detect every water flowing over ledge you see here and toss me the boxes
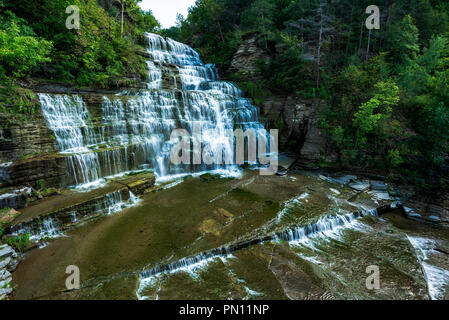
[37,32,268,190]
[408,236,449,300]
[139,205,394,281]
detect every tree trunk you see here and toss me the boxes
[345,2,354,55]
[358,17,364,55]
[217,20,225,43]
[262,13,268,49]
[366,29,371,61]
[316,10,323,90]
[121,1,124,38]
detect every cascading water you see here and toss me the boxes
[38,33,266,188]
[139,208,380,280]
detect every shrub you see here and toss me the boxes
[6,233,31,252]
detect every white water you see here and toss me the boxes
[408,236,449,300]
[138,208,379,280]
[10,189,140,241]
[38,33,266,188]
[136,206,379,300]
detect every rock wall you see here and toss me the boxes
[0,90,123,209]
[0,114,57,163]
[228,34,328,165]
[0,111,68,208]
[260,95,327,164]
[228,33,270,80]
[0,244,21,300]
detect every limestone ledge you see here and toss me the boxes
[4,172,155,238]
[0,244,21,300]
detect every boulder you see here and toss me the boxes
[0,287,13,300]
[0,269,11,282]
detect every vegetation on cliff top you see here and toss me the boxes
[0,0,159,120]
[165,0,449,192]
[0,0,448,192]
[0,0,159,87]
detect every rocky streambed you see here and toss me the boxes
[2,169,448,300]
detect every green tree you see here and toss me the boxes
[0,11,52,78]
[353,80,400,147]
[385,15,420,72]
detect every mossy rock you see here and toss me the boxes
[199,173,221,182]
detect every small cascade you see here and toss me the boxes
[96,190,140,216]
[275,193,309,223]
[140,207,382,280]
[408,236,449,300]
[38,94,102,186]
[9,189,141,241]
[0,161,12,185]
[39,33,269,188]
[146,61,162,89]
[37,217,62,240]
[275,208,378,242]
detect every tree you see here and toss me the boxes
[247,0,274,49]
[0,11,52,78]
[289,0,335,89]
[353,80,399,147]
[115,0,140,38]
[385,15,419,72]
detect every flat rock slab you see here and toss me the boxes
[320,174,357,186]
[370,180,388,191]
[348,180,370,191]
[9,172,155,226]
[0,245,14,259]
[369,190,391,201]
[278,154,298,171]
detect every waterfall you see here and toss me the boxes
[38,33,266,188]
[139,208,380,280]
[408,236,449,300]
[9,189,140,241]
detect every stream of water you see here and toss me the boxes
[8,34,449,301]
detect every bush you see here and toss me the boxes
[0,11,52,79]
[6,233,31,252]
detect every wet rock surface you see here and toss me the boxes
[0,244,21,300]
[4,172,154,240]
[8,170,448,300]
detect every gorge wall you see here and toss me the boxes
[228,34,328,165]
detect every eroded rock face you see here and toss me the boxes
[260,96,326,161]
[229,34,270,80]
[0,113,64,192]
[0,114,57,164]
[228,34,327,162]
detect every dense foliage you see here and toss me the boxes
[0,0,159,87]
[165,0,449,192]
[0,0,448,192]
